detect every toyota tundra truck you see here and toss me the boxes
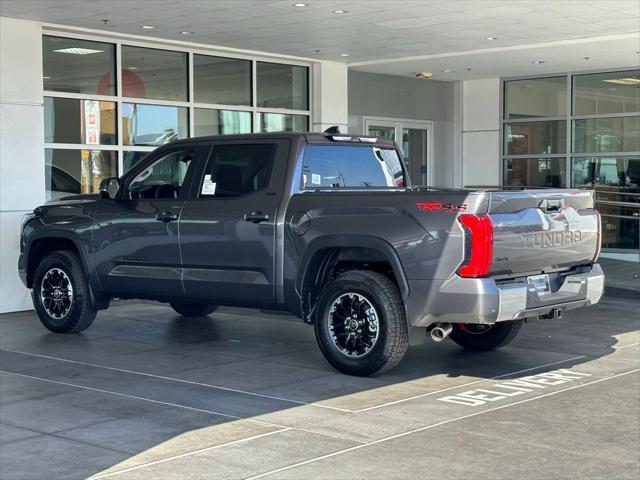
[18,131,604,376]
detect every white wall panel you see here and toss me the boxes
[462,131,500,186]
[462,78,500,131]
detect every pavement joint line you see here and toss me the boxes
[0,348,353,413]
[241,368,640,480]
[0,370,287,430]
[88,427,292,480]
[353,354,587,413]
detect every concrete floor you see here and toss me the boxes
[0,296,638,480]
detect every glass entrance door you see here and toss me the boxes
[365,118,431,186]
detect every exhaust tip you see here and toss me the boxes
[430,323,453,342]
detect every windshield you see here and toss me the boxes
[302,145,406,189]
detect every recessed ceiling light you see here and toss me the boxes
[292,2,308,6]
[340,53,350,57]
[42,76,51,79]
[180,31,193,35]
[53,47,103,55]
[333,9,348,14]
[485,36,498,40]
[603,77,640,85]
[532,60,544,64]
[141,25,156,30]
[442,69,452,73]
[127,66,138,70]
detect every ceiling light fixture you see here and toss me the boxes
[53,47,103,55]
[141,25,156,30]
[415,71,433,79]
[127,66,138,70]
[43,76,51,79]
[333,9,348,14]
[485,36,498,40]
[442,69,452,73]
[180,31,194,35]
[603,77,640,86]
[340,53,350,57]
[532,60,544,64]
[292,3,308,7]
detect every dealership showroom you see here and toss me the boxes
[0,0,639,479]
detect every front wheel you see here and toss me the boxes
[314,270,408,376]
[449,320,524,351]
[170,303,218,317]
[32,250,97,333]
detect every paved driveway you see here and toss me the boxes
[1,296,638,479]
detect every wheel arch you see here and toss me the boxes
[296,235,409,322]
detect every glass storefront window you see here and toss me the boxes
[123,151,150,172]
[45,149,117,200]
[43,36,116,95]
[194,109,252,136]
[257,62,308,110]
[503,158,566,187]
[504,77,567,119]
[122,103,188,146]
[44,97,117,145]
[258,112,308,132]
[573,70,640,115]
[572,156,640,189]
[194,55,251,106]
[121,46,188,101]
[504,120,566,155]
[573,116,640,153]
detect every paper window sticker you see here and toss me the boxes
[201,181,216,195]
[311,173,321,185]
[204,174,212,181]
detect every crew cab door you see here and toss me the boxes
[93,145,204,298]
[179,140,289,305]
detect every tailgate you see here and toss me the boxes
[487,190,599,277]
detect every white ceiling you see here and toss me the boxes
[0,0,638,80]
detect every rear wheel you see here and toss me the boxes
[170,303,218,317]
[314,270,408,376]
[449,320,524,351]
[32,251,96,333]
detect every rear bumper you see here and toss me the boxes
[409,263,604,327]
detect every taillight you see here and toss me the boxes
[593,210,602,262]
[457,214,493,278]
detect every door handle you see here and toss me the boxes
[244,211,270,223]
[156,211,179,222]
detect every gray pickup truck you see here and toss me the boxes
[19,131,604,375]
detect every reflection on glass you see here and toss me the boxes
[44,97,117,145]
[503,158,566,187]
[121,46,188,101]
[258,112,308,132]
[573,116,640,153]
[123,151,150,172]
[194,109,252,136]
[573,70,640,115]
[368,126,395,140]
[122,103,188,146]
[572,157,640,189]
[194,55,252,106]
[45,149,117,200]
[43,36,116,95]
[504,77,567,119]
[257,62,308,110]
[505,121,566,155]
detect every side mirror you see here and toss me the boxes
[99,177,120,200]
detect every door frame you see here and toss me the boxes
[362,116,434,186]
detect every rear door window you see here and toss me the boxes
[198,143,276,198]
[302,145,405,188]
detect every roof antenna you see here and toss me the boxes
[323,126,341,135]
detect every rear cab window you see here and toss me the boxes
[302,145,406,189]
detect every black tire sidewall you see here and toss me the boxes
[314,271,406,376]
[33,252,93,333]
[450,320,523,351]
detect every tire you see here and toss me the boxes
[170,303,218,317]
[32,250,97,333]
[449,320,524,351]
[314,270,408,376]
